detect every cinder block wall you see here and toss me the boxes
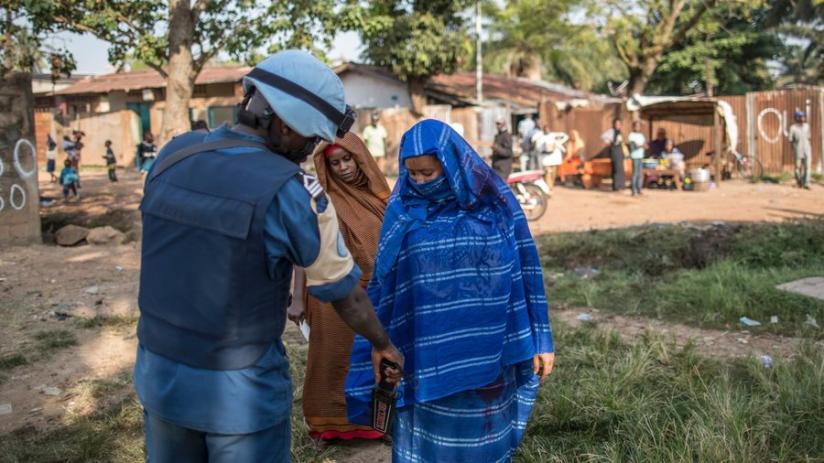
[0,72,42,246]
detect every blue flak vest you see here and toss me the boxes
[138,131,299,370]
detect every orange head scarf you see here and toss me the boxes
[313,131,390,283]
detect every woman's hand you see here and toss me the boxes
[533,353,555,383]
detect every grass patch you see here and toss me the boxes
[0,353,28,370]
[515,324,824,462]
[3,326,821,462]
[75,315,138,330]
[32,329,78,354]
[539,220,824,337]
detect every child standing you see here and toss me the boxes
[59,159,79,202]
[103,140,118,182]
[46,134,58,182]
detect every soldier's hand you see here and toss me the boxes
[371,344,404,386]
[286,297,305,325]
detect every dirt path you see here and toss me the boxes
[531,181,824,235]
[554,307,809,360]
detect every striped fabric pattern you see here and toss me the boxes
[392,364,539,463]
[344,120,553,461]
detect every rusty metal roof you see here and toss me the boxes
[426,72,617,108]
[56,65,250,96]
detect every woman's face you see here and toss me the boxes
[326,146,360,183]
[405,155,443,184]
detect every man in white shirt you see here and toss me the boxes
[362,112,388,174]
[627,121,646,196]
[788,111,812,189]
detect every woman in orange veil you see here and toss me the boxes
[290,131,390,441]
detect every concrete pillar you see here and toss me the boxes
[0,72,42,246]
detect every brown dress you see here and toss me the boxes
[302,131,390,440]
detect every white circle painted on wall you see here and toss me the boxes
[9,184,26,210]
[14,139,37,178]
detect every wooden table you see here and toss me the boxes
[642,168,682,190]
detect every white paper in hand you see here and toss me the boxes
[299,320,310,342]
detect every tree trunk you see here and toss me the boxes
[408,76,427,115]
[158,0,196,144]
[627,55,662,97]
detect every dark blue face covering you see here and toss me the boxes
[408,175,454,203]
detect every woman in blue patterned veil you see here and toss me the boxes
[345,119,555,462]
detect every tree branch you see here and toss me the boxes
[671,0,717,48]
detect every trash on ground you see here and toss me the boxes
[40,386,62,396]
[0,403,12,415]
[770,315,779,324]
[739,316,762,327]
[736,337,749,344]
[805,314,820,329]
[573,267,600,279]
[84,286,99,295]
[759,355,773,368]
[115,266,124,272]
[51,311,72,321]
[576,313,594,322]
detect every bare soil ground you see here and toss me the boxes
[1,169,823,454]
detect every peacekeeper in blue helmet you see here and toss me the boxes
[134,50,404,462]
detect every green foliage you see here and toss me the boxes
[483,0,626,90]
[647,11,782,95]
[53,0,339,76]
[539,221,824,337]
[0,1,76,78]
[600,0,765,95]
[342,1,473,80]
[767,0,824,86]
[516,325,824,461]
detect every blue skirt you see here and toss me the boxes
[392,363,538,463]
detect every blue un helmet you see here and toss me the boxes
[241,50,355,143]
[795,111,805,121]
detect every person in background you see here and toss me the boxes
[289,131,391,443]
[518,114,538,171]
[192,120,209,132]
[137,132,157,175]
[517,113,536,141]
[46,134,58,182]
[536,124,569,189]
[103,140,118,182]
[491,117,514,179]
[604,118,626,191]
[565,129,585,162]
[649,127,667,158]
[63,135,78,182]
[345,119,554,463]
[788,111,811,189]
[362,112,388,174]
[662,139,685,177]
[72,130,85,188]
[59,159,79,202]
[628,121,646,196]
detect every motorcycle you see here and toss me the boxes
[507,170,549,221]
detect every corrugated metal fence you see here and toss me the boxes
[556,88,823,174]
